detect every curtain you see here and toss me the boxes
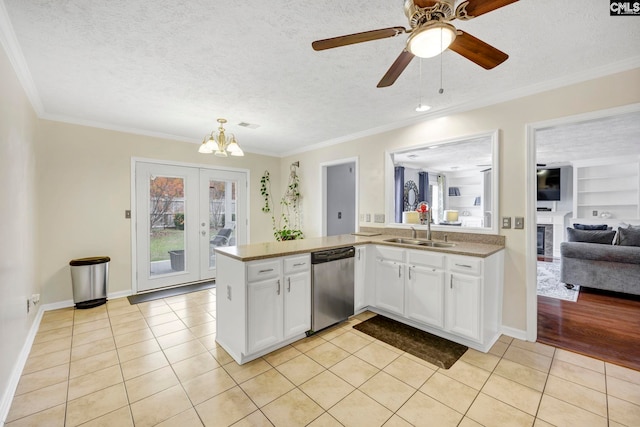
[418,172,430,206]
[394,166,404,223]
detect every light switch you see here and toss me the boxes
[514,217,524,229]
[502,217,511,229]
[125,210,131,219]
[366,214,371,222]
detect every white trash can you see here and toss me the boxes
[70,256,110,309]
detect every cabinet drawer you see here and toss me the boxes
[408,250,445,269]
[247,260,281,282]
[284,254,310,274]
[448,256,482,276]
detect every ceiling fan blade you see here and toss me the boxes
[448,30,508,69]
[461,0,518,18]
[312,27,407,51]
[377,50,415,88]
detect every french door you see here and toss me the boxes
[134,162,247,292]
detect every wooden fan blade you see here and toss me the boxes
[312,27,406,51]
[461,0,518,17]
[448,31,508,69]
[377,50,415,88]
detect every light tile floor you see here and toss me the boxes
[6,289,640,427]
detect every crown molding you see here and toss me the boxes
[281,57,640,158]
[0,0,44,115]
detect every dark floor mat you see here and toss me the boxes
[353,315,468,369]
[127,281,215,305]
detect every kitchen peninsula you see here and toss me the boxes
[215,232,505,365]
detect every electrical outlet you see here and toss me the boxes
[374,214,385,223]
[125,210,131,219]
[592,210,598,217]
[359,214,365,221]
[365,213,371,222]
[502,217,511,229]
[514,217,524,229]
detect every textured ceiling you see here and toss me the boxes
[2,0,640,156]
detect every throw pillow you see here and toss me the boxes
[618,227,640,247]
[566,228,617,245]
[573,223,610,230]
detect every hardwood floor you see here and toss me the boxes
[538,287,640,371]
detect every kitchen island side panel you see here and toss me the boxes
[215,253,247,361]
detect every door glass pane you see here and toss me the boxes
[208,180,237,269]
[149,176,185,275]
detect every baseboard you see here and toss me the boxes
[501,325,528,341]
[0,288,133,426]
[0,305,45,427]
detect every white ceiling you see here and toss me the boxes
[2,0,640,157]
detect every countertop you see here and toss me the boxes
[215,233,504,262]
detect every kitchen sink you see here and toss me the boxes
[383,238,456,248]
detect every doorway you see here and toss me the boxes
[323,159,358,236]
[134,161,247,293]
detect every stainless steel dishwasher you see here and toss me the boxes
[310,246,355,333]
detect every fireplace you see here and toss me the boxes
[537,224,554,259]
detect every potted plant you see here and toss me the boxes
[260,166,304,241]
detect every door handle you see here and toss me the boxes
[398,265,401,278]
[201,230,206,236]
[450,275,453,289]
[277,280,281,295]
[287,277,291,292]
[357,249,361,260]
[408,266,412,280]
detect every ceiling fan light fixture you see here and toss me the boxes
[407,22,456,58]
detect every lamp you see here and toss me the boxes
[406,22,456,58]
[198,118,244,157]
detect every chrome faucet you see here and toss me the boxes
[426,210,432,241]
[411,226,417,239]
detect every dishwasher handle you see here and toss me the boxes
[311,247,355,264]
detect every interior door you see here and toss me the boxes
[135,162,247,292]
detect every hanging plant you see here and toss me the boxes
[260,166,304,241]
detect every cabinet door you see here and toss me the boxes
[406,265,445,328]
[283,270,311,339]
[447,273,481,341]
[247,277,283,354]
[354,246,367,311]
[375,258,405,315]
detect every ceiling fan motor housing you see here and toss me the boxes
[404,0,455,28]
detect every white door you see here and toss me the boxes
[135,162,247,292]
[447,273,481,341]
[247,278,283,354]
[283,270,311,339]
[199,169,247,279]
[406,265,445,328]
[375,258,405,315]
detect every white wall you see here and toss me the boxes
[283,68,640,333]
[36,120,282,304]
[0,43,39,418]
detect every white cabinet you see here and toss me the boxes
[217,253,310,364]
[247,276,282,354]
[406,265,445,328]
[447,271,481,341]
[371,246,503,352]
[283,257,311,339]
[374,247,405,316]
[354,245,370,312]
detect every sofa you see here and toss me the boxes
[560,225,640,296]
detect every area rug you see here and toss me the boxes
[353,315,467,369]
[537,260,580,302]
[127,281,215,305]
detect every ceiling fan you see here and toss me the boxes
[312,0,518,88]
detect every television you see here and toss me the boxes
[537,168,561,201]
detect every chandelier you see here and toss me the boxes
[198,118,244,157]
